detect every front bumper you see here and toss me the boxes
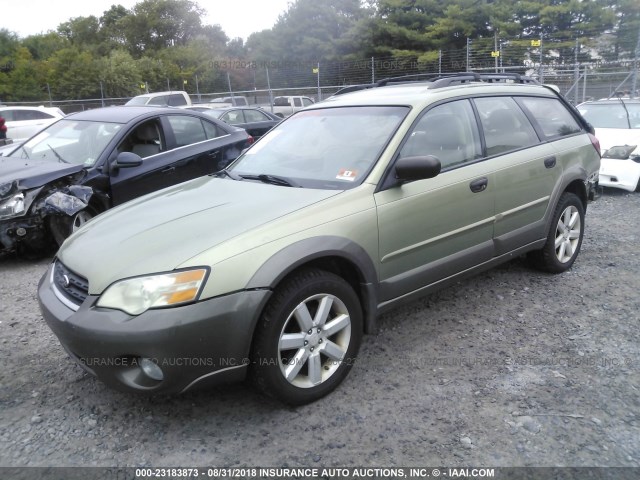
[38,263,271,393]
[0,215,47,252]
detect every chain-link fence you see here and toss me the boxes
[5,33,639,112]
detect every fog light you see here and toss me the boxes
[16,227,27,236]
[139,358,164,381]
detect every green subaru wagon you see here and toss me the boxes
[38,74,600,405]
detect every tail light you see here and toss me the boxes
[588,133,601,157]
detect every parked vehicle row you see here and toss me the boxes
[0,106,253,254]
[36,73,601,405]
[577,98,640,192]
[0,105,65,143]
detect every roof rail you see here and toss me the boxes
[330,72,541,97]
[427,72,540,89]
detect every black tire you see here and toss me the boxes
[529,192,585,273]
[48,206,97,247]
[249,269,363,405]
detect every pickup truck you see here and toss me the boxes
[268,96,315,117]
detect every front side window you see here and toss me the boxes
[519,97,582,138]
[243,109,270,122]
[475,97,539,156]
[220,110,244,125]
[230,106,408,189]
[399,99,481,170]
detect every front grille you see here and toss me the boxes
[52,260,89,307]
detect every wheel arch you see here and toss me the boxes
[246,236,379,334]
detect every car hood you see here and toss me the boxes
[59,176,342,294]
[0,157,83,192]
[594,128,640,153]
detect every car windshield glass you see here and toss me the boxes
[125,97,149,106]
[229,106,408,189]
[7,119,122,166]
[578,103,640,129]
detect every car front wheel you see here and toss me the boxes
[530,192,585,273]
[49,207,96,247]
[250,269,363,405]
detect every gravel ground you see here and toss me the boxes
[0,189,639,469]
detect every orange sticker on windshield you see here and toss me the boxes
[336,169,358,181]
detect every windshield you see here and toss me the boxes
[229,106,408,189]
[578,102,640,129]
[8,119,123,166]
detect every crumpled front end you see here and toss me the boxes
[0,180,93,253]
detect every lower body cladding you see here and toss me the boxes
[38,265,271,393]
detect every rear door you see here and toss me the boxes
[374,99,495,302]
[473,96,560,255]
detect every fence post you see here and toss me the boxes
[316,62,321,101]
[266,66,274,114]
[100,81,105,107]
[466,38,471,71]
[632,26,640,97]
[539,34,544,83]
[574,38,580,104]
[371,56,375,83]
[438,50,442,75]
[582,66,587,103]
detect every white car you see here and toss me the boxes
[578,99,640,192]
[0,106,65,142]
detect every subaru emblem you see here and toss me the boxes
[62,275,70,288]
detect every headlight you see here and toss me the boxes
[0,193,25,220]
[97,268,209,315]
[603,145,637,159]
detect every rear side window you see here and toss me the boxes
[474,97,539,156]
[518,97,581,139]
[167,116,208,146]
[168,94,188,106]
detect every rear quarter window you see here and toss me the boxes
[518,97,582,139]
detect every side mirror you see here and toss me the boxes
[114,151,143,169]
[395,155,441,182]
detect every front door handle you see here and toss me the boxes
[161,166,175,173]
[544,156,557,168]
[470,177,488,193]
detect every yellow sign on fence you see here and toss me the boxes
[491,51,500,57]
[531,39,541,47]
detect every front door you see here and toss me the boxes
[375,99,496,302]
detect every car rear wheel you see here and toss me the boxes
[49,207,96,247]
[250,269,362,405]
[529,192,584,273]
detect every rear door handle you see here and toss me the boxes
[470,177,488,193]
[544,156,557,168]
[161,166,175,173]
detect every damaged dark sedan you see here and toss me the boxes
[0,106,253,254]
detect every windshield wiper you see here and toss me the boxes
[18,145,30,159]
[240,174,299,187]
[215,169,243,181]
[47,144,69,164]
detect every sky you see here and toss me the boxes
[1,0,292,41]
